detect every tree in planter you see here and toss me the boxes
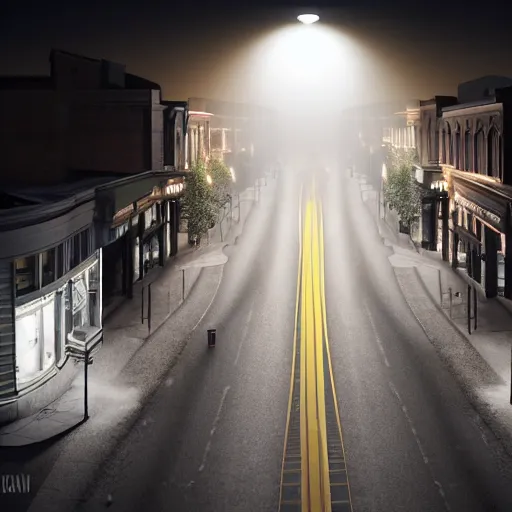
[181,160,216,245]
[383,147,423,234]
[207,158,233,209]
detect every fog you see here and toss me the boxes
[218,18,397,173]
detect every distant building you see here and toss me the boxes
[440,76,512,299]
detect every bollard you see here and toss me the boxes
[207,329,217,348]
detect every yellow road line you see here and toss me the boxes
[312,198,331,511]
[278,183,303,511]
[318,202,354,512]
[301,200,312,510]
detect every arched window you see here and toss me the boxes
[446,124,452,165]
[441,128,446,163]
[474,129,484,173]
[464,130,471,171]
[454,126,461,169]
[426,117,432,161]
[488,127,501,178]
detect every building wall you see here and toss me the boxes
[51,51,102,90]
[67,101,148,173]
[151,91,165,171]
[0,91,67,186]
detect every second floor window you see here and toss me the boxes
[488,127,501,179]
[464,130,471,171]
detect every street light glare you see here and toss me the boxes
[297,14,319,25]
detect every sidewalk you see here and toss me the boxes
[0,181,267,447]
[351,170,512,455]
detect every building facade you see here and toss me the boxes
[440,77,512,299]
[417,96,457,257]
[0,171,184,427]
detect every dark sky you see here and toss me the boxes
[2,0,512,106]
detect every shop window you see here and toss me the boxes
[80,229,91,261]
[41,249,56,287]
[15,255,39,297]
[457,240,467,268]
[144,206,157,230]
[133,238,140,283]
[66,259,102,344]
[15,294,56,387]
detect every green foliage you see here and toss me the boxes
[383,147,422,229]
[181,160,216,242]
[207,158,233,209]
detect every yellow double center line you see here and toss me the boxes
[279,179,353,512]
[301,186,330,511]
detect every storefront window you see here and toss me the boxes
[498,234,505,296]
[144,205,158,230]
[41,249,56,287]
[15,255,39,297]
[66,258,102,344]
[457,240,467,268]
[166,220,171,258]
[133,237,140,282]
[143,235,160,275]
[15,294,56,387]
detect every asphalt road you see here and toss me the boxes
[33,168,512,511]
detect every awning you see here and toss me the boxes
[453,179,508,233]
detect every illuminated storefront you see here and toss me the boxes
[14,253,102,389]
[449,173,511,299]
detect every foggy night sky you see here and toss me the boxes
[2,0,512,108]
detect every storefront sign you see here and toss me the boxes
[454,192,502,229]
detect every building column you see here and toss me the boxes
[484,225,499,298]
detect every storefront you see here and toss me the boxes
[421,180,449,260]
[450,177,510,298]
[14,251,103,391]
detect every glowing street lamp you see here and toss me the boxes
[297,14,320,25]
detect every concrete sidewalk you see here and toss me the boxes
[351,171,512,455]
[0,181,266,447]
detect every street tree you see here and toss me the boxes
[207,158,233,209]
[181,160,216,245]
[383,146,423,231]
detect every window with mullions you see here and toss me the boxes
[15,256,39,297]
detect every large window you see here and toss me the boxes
[41,249,56,287]
[15,228,93,298]
[66,258,102,344]
[15,293,56,387]
[15,256,39,297]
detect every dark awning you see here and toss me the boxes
[453,179,508,233]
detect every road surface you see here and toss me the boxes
[18,168,512,511]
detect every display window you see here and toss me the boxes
[15,293,56,387]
